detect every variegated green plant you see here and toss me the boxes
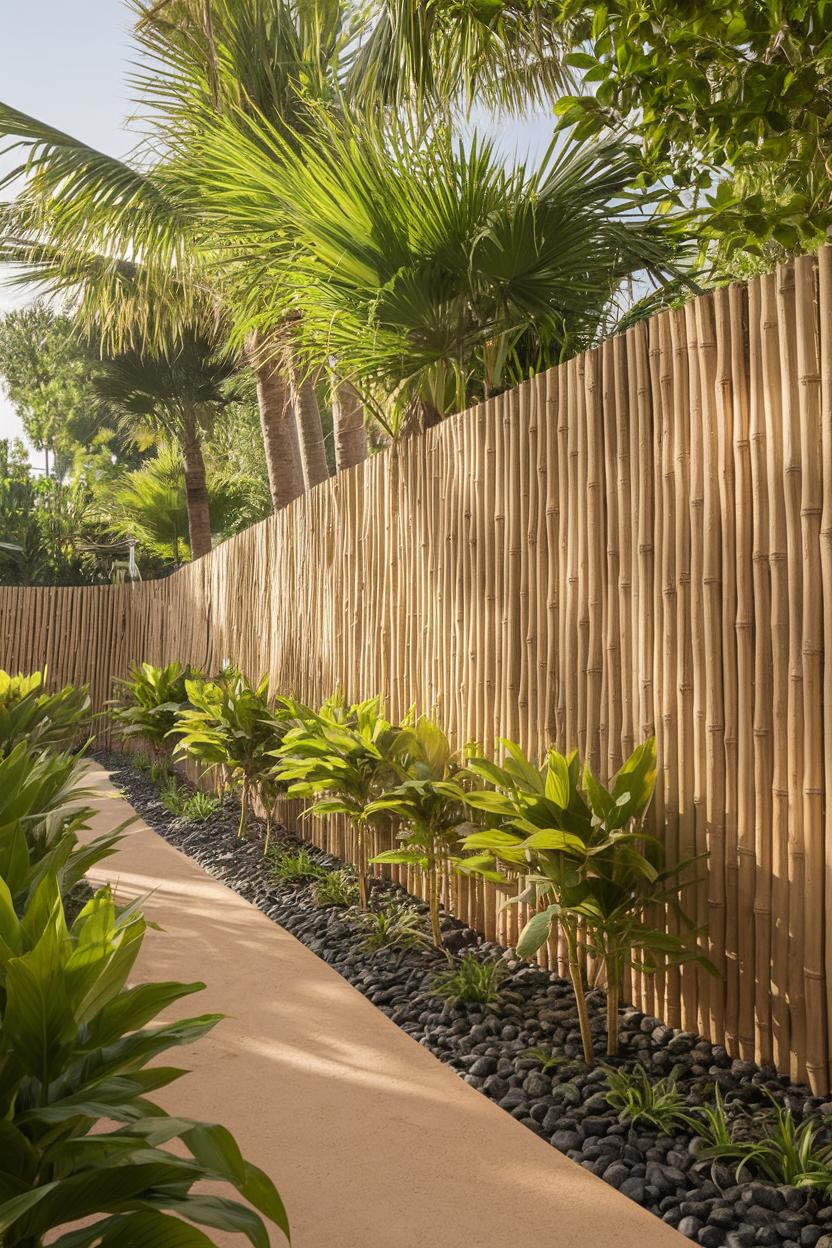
[272,694,407,910]
[456,737,709,1061]
[172,669,286,845]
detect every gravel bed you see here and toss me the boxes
[98,751,832,1248]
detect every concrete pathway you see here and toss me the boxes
[84,767,686,1248]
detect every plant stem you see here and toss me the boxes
[237,783,248,840]
[606,955,621,1056]
[565,922,594,1065]
[428,844,443,948]
[356,823,369,911]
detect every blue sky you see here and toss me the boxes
[0,0,555,454]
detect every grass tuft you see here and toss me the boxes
[429,953,507,1005]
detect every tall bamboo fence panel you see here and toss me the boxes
[1,247,830,1089]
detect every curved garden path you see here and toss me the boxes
[83,766,686,1248]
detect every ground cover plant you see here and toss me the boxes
[103,746,832,1248]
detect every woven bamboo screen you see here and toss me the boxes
[1,249,830,1089]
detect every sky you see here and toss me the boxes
[0,0,556,457]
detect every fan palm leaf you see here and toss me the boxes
[172,102,692,430]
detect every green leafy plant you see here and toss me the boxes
[149,758,174,784]
[367,716,471,947]
[522,1047,574,1074]
[173,669,285,844]
[111,661,196,758]
[357,902,430,953]
[0,741,123,915]
[0,668,91,756]
[312,868,360,909]
[268,844,327,885]
[602,1064,690,1133]
[181,789,221,822]
[458,737,709,1062]
[694,1090,832,1191]
[428,953,508,1005]
[273,694,406,910]
[159,776,189,816]
[0,875,289,1246]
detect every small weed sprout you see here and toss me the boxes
[269,844,328,885]
[523,1047,574,1073]
[159,778,188,816]
[429,954,508,1005]
[312,869,360,909]
[602,1064,690,1133]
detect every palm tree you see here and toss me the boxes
[348,0,567,114]
[98,438,266,566]
[93,327,241,557]
[174,106,690,432]
[0,89,324,511]
[133,0,357,487]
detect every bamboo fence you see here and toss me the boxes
[1,249,831,1089]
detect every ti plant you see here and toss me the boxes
[0,669,91,757]
[458,737,708,1062]
[172,669,285,845]
[365,717,471,948]
[0,741,123,916]
[110,661,195,759]
[272,695,405,910]
[0,876,289,1247]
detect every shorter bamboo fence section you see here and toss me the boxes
[1,249,831,1089]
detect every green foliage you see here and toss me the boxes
[268,844,327,885]
[459,737,708,1061]
[557,0,832,268]
[693,1090,832,1193]
[0,303,130,479]
[274,694,406,908]
[357,901,430,952]
[181,789,221,822]
[185,108,690,431]
[174,670,286,842]
[311,868,360,909]
[429,954,508,1005]
[522,1046,573,1073]
[0,878,289,1246]
[0,740,122,916]
[601,1064,690,1133]
[111,661,196,755]
[159,777,222,823]
[0,446,110,587]
[367,716,471,946]
[0,669,91,756]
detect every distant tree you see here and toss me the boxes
[0,438,109,585]
[96,439,272,570]
[0,304,132,478]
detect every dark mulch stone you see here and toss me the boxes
[95,751,832,1248]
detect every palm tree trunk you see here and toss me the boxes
[246,330,305,512]
[286,351,330,489]
[331,375,369,471]
[180,425,212,559]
